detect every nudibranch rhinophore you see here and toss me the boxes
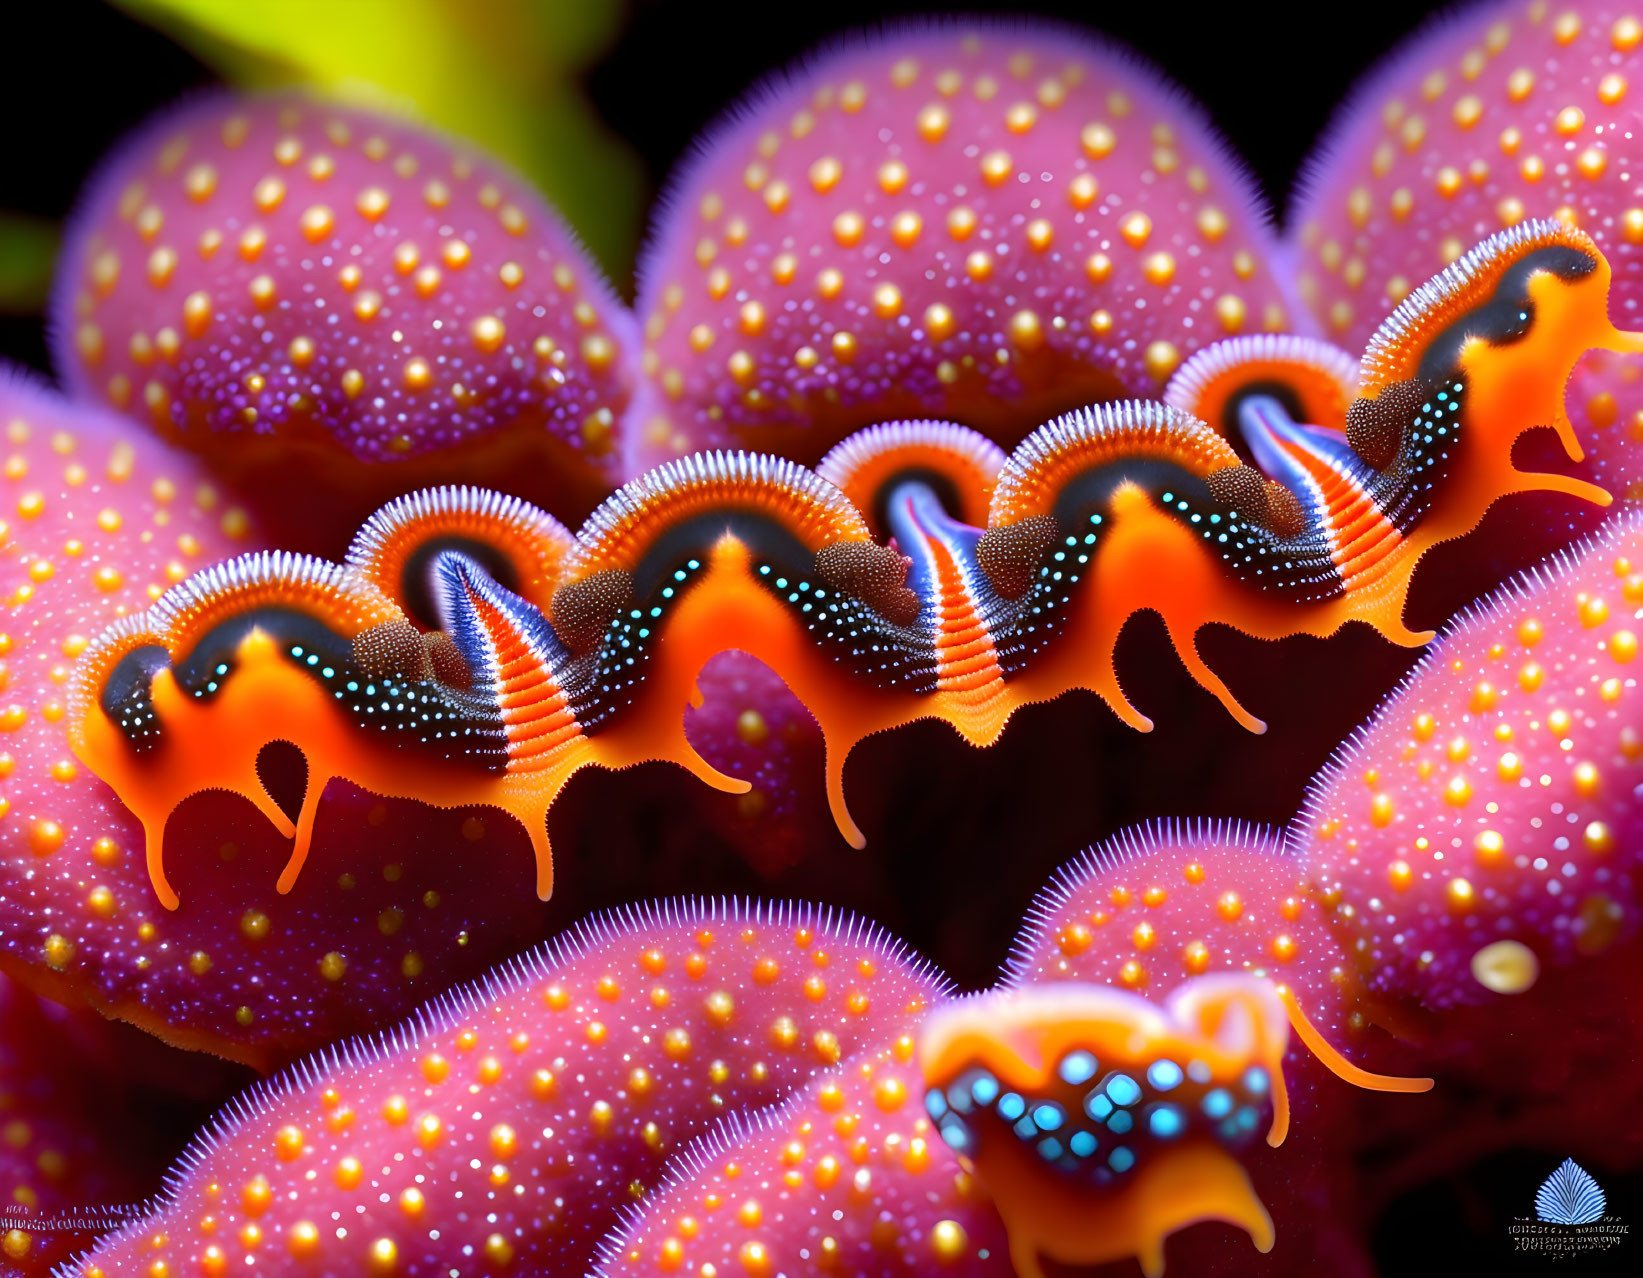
[1289,0,1643,501]
[50,92,636,547]
[64,901,948,1278]
[68,221,1638,910]
[632,24,1293,472]
[1298,507,1643,1009]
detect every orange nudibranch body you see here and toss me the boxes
[69,222,1634,909]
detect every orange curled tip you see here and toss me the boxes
[918,977,1288,1278]
[1273,984,1433,1098]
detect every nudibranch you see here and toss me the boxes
[631,23,1292,471]
[68,220,1641,909]
[0,375,587,1067]
[51,92,636,547]
[1298,508,1643,1009]
[918,980,1293,1278]
[598,977,1304,1278]
[595,959,1422,1278]
[64,901,946,1278]
[1288,0,1643,500]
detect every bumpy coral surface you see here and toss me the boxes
[1290,0,1643,501]
[53,94,637,548]
[0,376,568,1068]
[633,26,1292,469]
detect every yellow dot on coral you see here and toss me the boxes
[931,1219,968,1263]
[1143,341,1180,381]
[1120,211,1152,248]
[265,1127,303,1164]
[471,316,506,354]
[287,1222,320,1259]
[367,1237,397,1273]
[1008,310,1044,350]
[484,1233,514,1265]
[1471,939,1538,994]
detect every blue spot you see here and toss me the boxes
[1107,1110,1133,1135]
[924,1089,947,1120]
[1032,1103,1064,1132]
[970,1075,999,1107]
[1148,1105,1184,1139]
[1147,1059,1183,1091]
[1013,1116,1038,1140]
[1036,1137,1064,1162]
[997,1093,1025,1122]
[1069,1131,1098,1158]
[1105,1073,1141,1107]
[1108,1146,1136,1173]
[939,1118,969,1152]
[1242,1066,1269,1096]
[1058,1050,1098,1085]
[1203,1089,1233,1119]
[1084,1093,1113,1121]
[1236,1106,1260,1132]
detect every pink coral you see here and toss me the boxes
[632,25,1291,471]
[53,94,636,548]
